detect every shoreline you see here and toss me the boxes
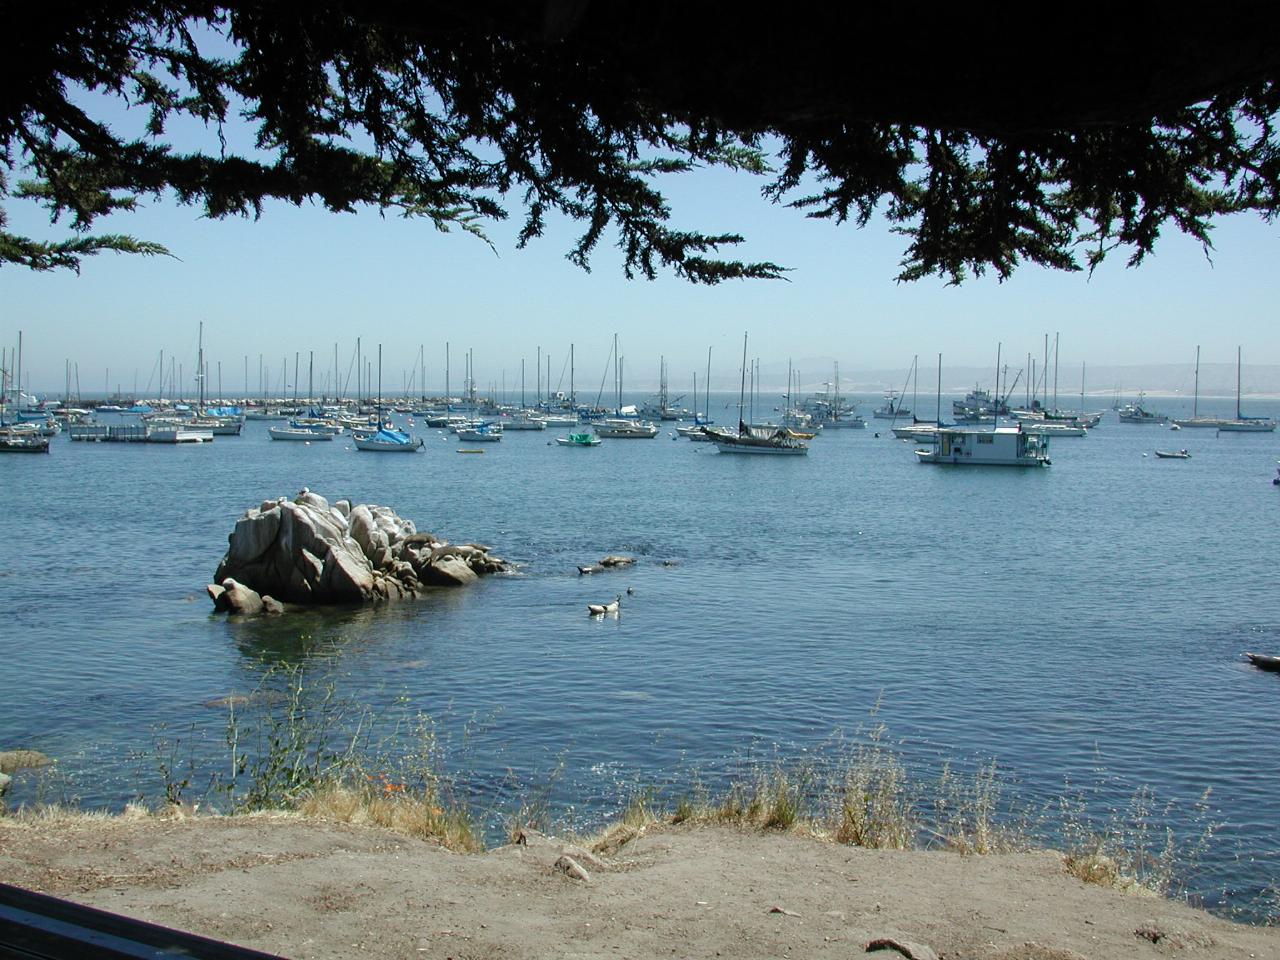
[1,810,1276,959]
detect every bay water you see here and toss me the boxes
[2,393,1278,918]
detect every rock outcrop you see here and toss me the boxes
[211,491,508,610]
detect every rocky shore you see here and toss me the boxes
[208,490,508,614]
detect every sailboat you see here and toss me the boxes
[595,334,659,438]
[707,335,809,455]
[1172,346,1232,428]
[1217,347,1277,432]
[353,344,427,450]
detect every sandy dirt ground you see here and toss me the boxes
[1,814,1276,960]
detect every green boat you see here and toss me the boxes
[555,431,601,447]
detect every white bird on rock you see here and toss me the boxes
[587,594,622,616]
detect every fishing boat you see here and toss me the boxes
[1245,653,1280,672]
[1117,392,1168,424]
[1154,448,1191,459]
[269,425,333,441]
[555,431,602,447]
[952,384,1008,420]
[872,391,910,419]
[354,427,424,451]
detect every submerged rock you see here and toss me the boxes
[211,490,508,611]
[0,749,53,774]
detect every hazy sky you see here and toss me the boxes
[5,108,1280,395]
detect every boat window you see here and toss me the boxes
[977,435,993,444]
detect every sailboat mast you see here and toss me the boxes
[570,343,575,408]
[1053,331,1060,412]
[993,342,1001,429]
[705,346,712,424]
[1193,345,1200,418]
[521,358,526,408]
[912,354,919,418]
[1236,345,1242,420]
[936,353,942,427]
[197,321,205,408]
[737,333,748,433]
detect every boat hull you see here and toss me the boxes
[269,428,333,441]
[354,439,423,451]
[713,442,808,455]
[1217,420,1277,432]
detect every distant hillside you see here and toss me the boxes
[682,362,1280,399]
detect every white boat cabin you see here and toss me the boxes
[915,425,1049,467]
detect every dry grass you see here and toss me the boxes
[0,802,155,831]
[297,780,481,853]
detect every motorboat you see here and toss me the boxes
[1154,449,1191,459]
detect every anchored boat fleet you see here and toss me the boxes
[5,329,1275,465]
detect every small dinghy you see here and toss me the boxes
[1154,449,1191,459]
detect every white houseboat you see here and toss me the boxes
[915,425,1050,467]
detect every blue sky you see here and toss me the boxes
[4,96,1280,395]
